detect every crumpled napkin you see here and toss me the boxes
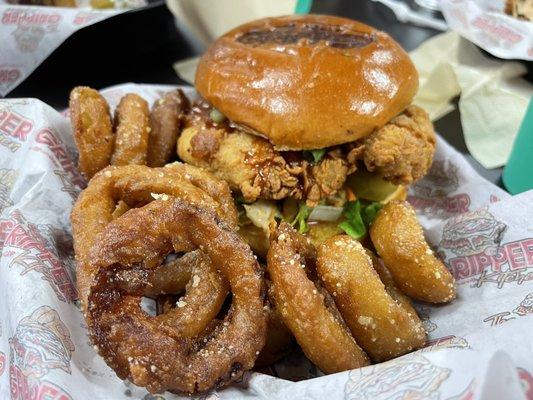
[411,31,533,169]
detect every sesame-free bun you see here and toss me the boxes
[195,15,419,150]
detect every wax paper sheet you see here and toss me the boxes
[411,31,533,169]
[440,0,533,61]
[0,83,532,400]
[0,1,144,97]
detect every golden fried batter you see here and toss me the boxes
[178,108,360,206]
[147,89,190,167]
[111,94,150,166]
[317,236,426,362]
[69,87,114,179]
[370,201,456,303]
[87,199,267,394]
[112,249,228,339]
[71,163,238,307]
[255,300,294,367]
[368,251,419,317]
[362,105,436,185]
[267,223,369,373]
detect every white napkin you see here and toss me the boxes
[411,31,533,169]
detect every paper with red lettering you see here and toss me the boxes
[441,0,533,61]
[0,2,146,97]
[0,83,532,400]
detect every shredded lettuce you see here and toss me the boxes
[361,202,383,226]
[291,202,312,233]
[338,200,383,239]
[303,149,326,165]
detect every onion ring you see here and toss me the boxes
[255,280,294,367]
[69,87,114,179]
[71,163,238,307]
[369,251,419,317]
[317,235,426,362]
[267,222,369,374]
[144,251,199,296]
[370,201,456,303]
[87,199,268,394]
[109,249,229,339]
[147,89,190,167]
[110,94,150,166]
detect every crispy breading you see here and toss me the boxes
[111,94,150,166]
[362,105,436,185]
[69,87,114,179]
[177,103,358,206]
[177,103,435,204]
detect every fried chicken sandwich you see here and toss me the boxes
[177,15,436,254]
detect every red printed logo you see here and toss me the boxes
[423,335,469,352]
[35,128,86,197]
[0,211,78,303]
[3,9,62,53]
[440,209,506,258]
[0,67,21,85]
[409,160,471,218]
[514,292,533,317]
[472,16,523,44]
[9,306,74,400]
[0,107,33,142]
[0,352,6,376]
[73,11,101,26]
[439,209,533,287]
[2,9,61,25]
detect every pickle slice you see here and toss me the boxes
[347,170,403,202]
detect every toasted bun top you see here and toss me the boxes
[195,15,419,150]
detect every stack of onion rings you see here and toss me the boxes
[267,212,456,370]
[87,199,268,394]
[69,87,189,179]
[267,223,369,373]
[71,162,238,306]
[72,163,270,394]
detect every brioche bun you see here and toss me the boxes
[195,15,419,150]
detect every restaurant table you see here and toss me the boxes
[7,0,532,187]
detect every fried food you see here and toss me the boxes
[69,87,190,177]
[267,223,369,373]
[144,251,198,296]
[177,103,435,205]
[370,201,456,303]
[113,249,228,338]
[69,87,114,179]
[369,251,420,317]
[317,235,426,362]
[111,94,150,166]
[177,101,359,206]
[147,89,190,167]
[87,199,268,394]
[71,163,238,307]
[362,105,436,185]
[255,303,294,367]
[505,0,533,20]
